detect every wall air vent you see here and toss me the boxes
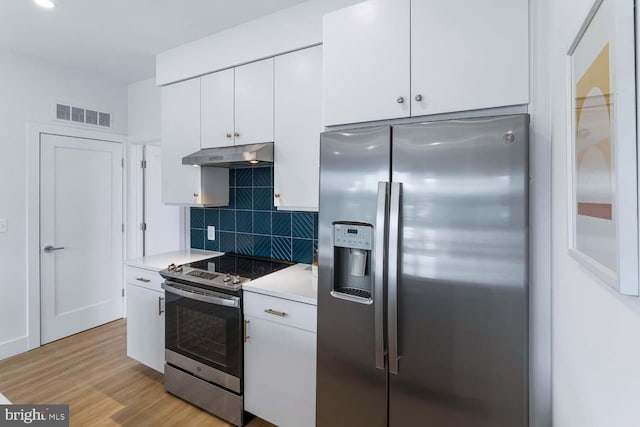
[55,103,112,129]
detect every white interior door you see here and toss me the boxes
[40,133,123,344]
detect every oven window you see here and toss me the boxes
[177,306,227,366]
[165,291,241,379]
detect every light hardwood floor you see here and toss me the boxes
[0,320,274,427]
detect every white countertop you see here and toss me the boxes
[243,263,318,306]
[126,249,223,272]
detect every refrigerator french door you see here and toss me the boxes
[317,115,529,427]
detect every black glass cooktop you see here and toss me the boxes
[187,254,293,280]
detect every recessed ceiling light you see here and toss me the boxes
[34,0,55,9]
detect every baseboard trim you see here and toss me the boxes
[0,336,29,361]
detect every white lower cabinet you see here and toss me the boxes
[126,268,165,373]
[244,292,316,427]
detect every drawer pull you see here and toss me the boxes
[136,277,151,283]
[265,308,287,318]
[244,320,250,342]
[158,296,165,316]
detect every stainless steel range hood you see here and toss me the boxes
[182,142,273,168]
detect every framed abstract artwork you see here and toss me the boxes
[567,0,638,295]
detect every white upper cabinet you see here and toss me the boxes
[323,0,410,126]
[161,78,201,204]
[274,46,323,211]
[323,0,529,126]
[200,58,274,147]
[161,78,229,205]
[410,0,529,116]
[201,68,235,148]
[235,58,274,145]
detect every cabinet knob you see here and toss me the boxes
[274,193,280,198]
[193,193,199,198]
[234,132,240,138]
[415,94,423,102]
[226,133,232,138]
[397,96,405,104]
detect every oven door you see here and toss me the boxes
[163,281,242,393]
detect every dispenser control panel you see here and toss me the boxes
[333,223,373,250]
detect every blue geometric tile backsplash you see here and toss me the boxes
[190,166,318,264]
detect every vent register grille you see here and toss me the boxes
[56,103,111,128]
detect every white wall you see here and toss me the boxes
[156,0,363,85]
[529,0,552,425]
[0,49,127,359]
[128,78,160,144]
[538,1,640,426]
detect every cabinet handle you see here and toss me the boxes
[136,277,151,283]
[244,320,250,342]
[234,132,240,138]
[158,296,165,315]
[397,96,405,104]
[265,308,287,318]
[415,94,423,102]
[226,133,232,138]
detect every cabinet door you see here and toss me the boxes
[234,58,274,145]
[201,68,235,148]
[244,315,316,427]
[161,78,201,204]
[126,283,165,373]
[323,0,410,126]
[274,46,322,211]
[411,0,529,116]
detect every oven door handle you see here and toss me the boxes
[162,282,240,308]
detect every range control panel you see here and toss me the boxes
[333,223,373,250]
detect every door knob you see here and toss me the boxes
[44,245,64,253]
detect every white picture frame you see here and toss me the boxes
[566,0,638,295]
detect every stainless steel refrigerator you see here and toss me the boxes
[317,115,529,427]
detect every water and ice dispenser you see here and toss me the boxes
[331,222,374,303]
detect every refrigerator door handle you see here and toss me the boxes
[388,181,402,375]
[374,181,389,370]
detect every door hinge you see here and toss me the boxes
[140,223,147,231]
[140,160,147,169]
[122,288,125,297]
[121,158,125,168]
[122,223,125,233]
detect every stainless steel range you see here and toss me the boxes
[159,253,292,427]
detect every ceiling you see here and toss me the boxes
[0,0,309,83]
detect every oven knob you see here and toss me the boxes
[232,276,241,285]
[168,263,176,271]
[223,275,231,282]
[175,265,183,273]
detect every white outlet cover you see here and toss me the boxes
[207,226,216,241]
[0,218,6,233]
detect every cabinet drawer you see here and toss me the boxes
[126,266,163,292]
[244,292,316,333]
